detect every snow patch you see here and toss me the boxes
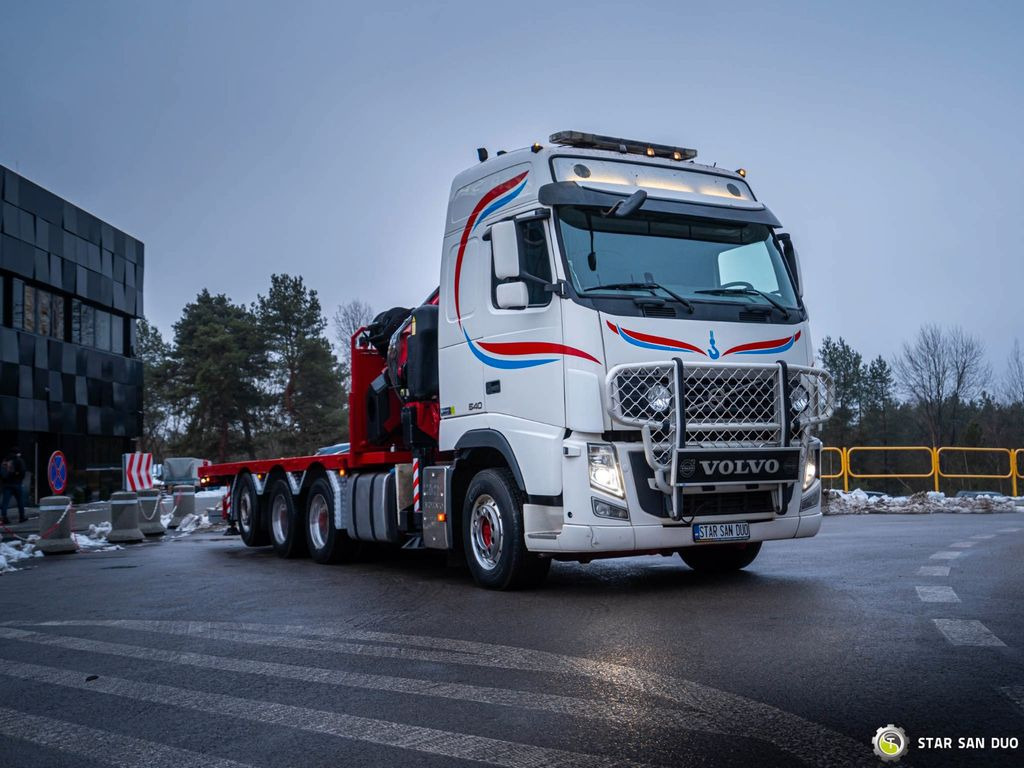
[72,521,123,552]
[825,489,1020,515]
[0,539,43,574]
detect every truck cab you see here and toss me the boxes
[431,131,833,586]
[202,130,833,591]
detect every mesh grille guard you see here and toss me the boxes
[606,359,835,519]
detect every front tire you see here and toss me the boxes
[235,473,269,547]
[679,542,762,572]
[462,468,550,590]
[305,477,360,564]
[268,478,307,558]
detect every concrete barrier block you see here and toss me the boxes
[36,496,76,554]
[167,485,195,530]
[108,491,144,543]
[137,488,165,536]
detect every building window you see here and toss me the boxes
[81,303,95,347]
[13,279,23,329]
[23,285,36,332]
[52,296,65,340]
[96,309,111,352]
[38,289,51,336]
[112,315,124,354]
[71,299,81,343]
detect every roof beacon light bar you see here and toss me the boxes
[549,131,698,162]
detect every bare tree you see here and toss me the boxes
[1004,338,1024,405]
[894,324,990,445]
[332,299,375,363]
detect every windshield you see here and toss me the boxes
[556,206,800,310]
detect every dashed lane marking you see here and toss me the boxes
[997,528,1022,533]
[0,706,259,768]
[930,551,963,560]
[932,619,1006,647]
[970,534,996,540]
[0,661,652,768]
[25,620,870,768]
[949,541,976,548]
[916,586,960,603]
[917,566,951,576]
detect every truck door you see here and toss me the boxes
[475,214,565,428]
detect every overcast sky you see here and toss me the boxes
[1,0,1021,373]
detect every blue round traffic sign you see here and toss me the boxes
[48,451,68,495]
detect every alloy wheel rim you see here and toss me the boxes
[271,495,289,544]
[308,494,329,550]
[470,494,503,571]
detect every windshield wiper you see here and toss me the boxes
[583,281,695,314]
[694,287,791,319]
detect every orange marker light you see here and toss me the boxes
[437,513,447,523]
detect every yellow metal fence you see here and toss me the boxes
[822,446,1023,496]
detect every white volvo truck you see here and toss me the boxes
[201,130,834,590]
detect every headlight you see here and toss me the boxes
[791,384,809,414]
[645,383,672,414]
[802,454,817,491]
[588,443,624,498]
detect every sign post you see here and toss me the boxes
[47,451,68,495]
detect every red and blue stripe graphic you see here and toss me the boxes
[455,171,598,369]
[607,321,801,359]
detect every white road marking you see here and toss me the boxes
[1000,685,1024,715]
[917,566,951,576]
[26,619,870,768]
[971,534,996,540]
[916,586,960,603]
[932,619,1006,647]
[0,661,649,768]
[0,705,258,768]
[930,551,963,560]
[0,626,712,735]
[997,528,1022,533]
[949,541,976,548]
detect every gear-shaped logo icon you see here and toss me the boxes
[873,724,909,762]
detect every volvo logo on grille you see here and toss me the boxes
[675,449,802,485]
[700,458,779,476]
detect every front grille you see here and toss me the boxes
[682,490,775,517]
[607,360,834,474]
[642,305,677,319]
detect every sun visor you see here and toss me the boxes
[538,182,782,227]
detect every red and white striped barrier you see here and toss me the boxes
[412,458,421,516]
[122,453,155,492]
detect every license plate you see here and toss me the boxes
[693,521,750,542]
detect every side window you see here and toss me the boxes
[492,218,553,308]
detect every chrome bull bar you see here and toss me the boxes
[607,359,835,520]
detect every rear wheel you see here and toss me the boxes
[678,542,762,572]
[462,468,550,590]
[269,478,307,558]
[305,477,359,564]
[235,473,269,547]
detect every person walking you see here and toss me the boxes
[1,446,28,525]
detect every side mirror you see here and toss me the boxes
[777,233,803,298]
[496,281,529,309]
[491,220,521,279]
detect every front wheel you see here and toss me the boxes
[678,542,762,572]
[462,468,550,590]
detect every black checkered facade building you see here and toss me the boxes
[0,165,143,499]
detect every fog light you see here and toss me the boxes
[803,456,817,491]
[646,383,672,413]
[592,498,629,520]
[588,443,624,498]
[791,384,809,414]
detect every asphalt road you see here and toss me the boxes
[1,512,1022,768]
